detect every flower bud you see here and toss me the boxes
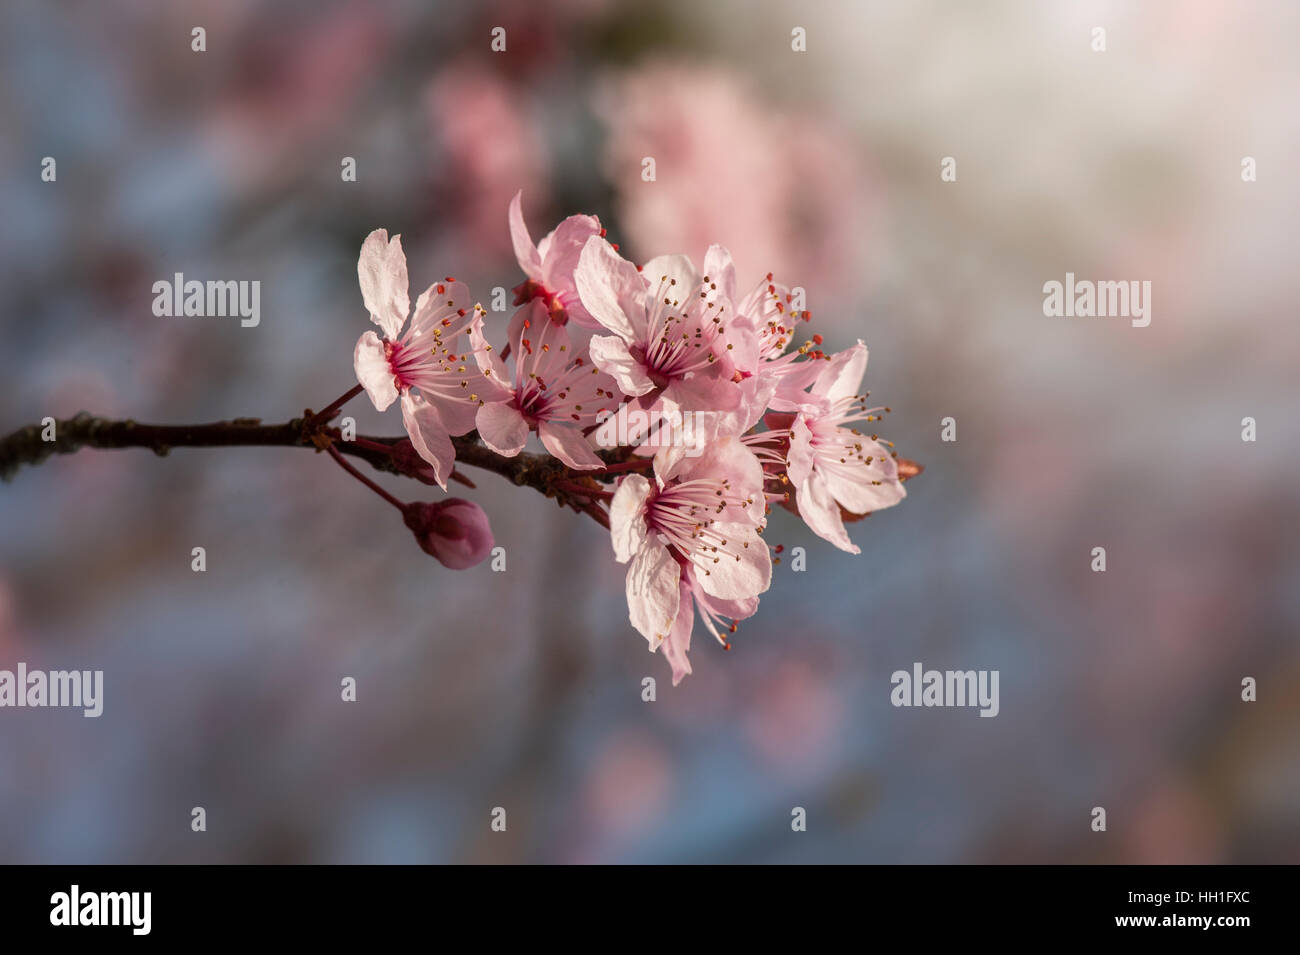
[402,498,493,569]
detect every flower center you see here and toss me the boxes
[384,293,487,403]
[640,272,734,381]
[808,395,893,486]
[645,478,760,580]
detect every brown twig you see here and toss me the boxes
[0,414,922,531]
[0,413,609,520]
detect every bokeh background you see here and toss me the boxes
[2,0,1298,863]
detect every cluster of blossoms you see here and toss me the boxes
[352,192,908,685]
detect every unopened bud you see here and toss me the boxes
[402,498,494,569]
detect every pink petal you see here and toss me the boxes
[539,215,601,291]
[795,467,860,554]
[625,536,681,649]
[767,361,828,413]
[659,580,694,686]
[409,279,472,333]
[668,437,766,523]
[538,420,603,470]
[786,414,815,488]
[733,373,780,433]
[609,474,651,563]
[693,519,772,601]
[641,253,700,293]
[468,307,513,390]
[821,447,906,516]
[661,371,741,415]
[722,313,762,377]
[475,400,529,457]
[357,229,409,340]
[589,334,656,397]
[401,393,456,490]
[649,389,772,479]
[575,236,645,341]
[354,330,399,411]
[690,571,759,626]
[594,395,661,448]
[508,190,543,278]
[813,340,868,406]
[701,244,737,303]
[433,397,481,437]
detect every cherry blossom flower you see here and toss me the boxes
[784,341,905,553]
[339,208,912,682]
[737,274,803,363]
[469,298,618,469]
[739,275,820,379]
[619,273,796,463]
[610,438,770,683]
[402,498,494,569]
[339,202,913,680]
[508,191,603,328]
[352,229,508,488]
[575,236,757,416]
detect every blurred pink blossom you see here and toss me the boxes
[207,4,389,189]
[580,729,673,842]
[743,659,844,772]
[426,65,548,262]
[597,62,876,299]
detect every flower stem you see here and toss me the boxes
[349,435,399,454]
[326,444,405,511]
[311,384,365,426]
[556,479,614,501]
[595,458,653,476]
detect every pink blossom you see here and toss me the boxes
[739,276,801,362]
[353,229,509,488]
[597,63,874,299]
[575,236,757,415]
[469,299,618,469]
[609,438,770,683]
[508,191,604,328]
[737,274,822,386]
[638,274,818,462]
[426,66,547,262]
[645,373,778,480]
[206,5,387,190]
[402,498,494,569]
[784,342,905,553]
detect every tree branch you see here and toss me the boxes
[0,412,591,507]
[0,413,919,528]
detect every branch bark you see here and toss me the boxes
[0,412,588,503]
[1,413,916,530]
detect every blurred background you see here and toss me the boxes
[1,0,1298,863]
